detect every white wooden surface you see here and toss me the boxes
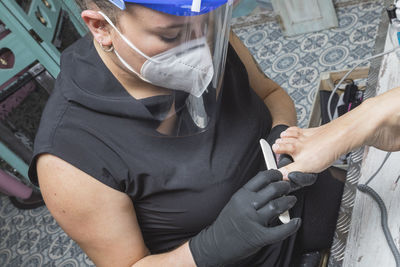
[271,0,338,36]
[342,30,400,267]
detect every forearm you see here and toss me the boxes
[264,88,297,127]
[228,31,296,127]
[133,242,196,267]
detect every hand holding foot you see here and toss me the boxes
[273,87,400,177]
[273,126,346,177]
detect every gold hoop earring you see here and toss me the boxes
[100,42,114,52]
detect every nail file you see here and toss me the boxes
[259,139,291,224]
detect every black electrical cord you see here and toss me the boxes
[326,2,400,264]
[327,47,400,121]
[356,152,400,267]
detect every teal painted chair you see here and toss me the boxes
[0,0,88,185]
[0,0,87,83]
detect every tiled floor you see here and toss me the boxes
[0,1,384,266]
[232,1,383,127]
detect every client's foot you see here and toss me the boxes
[272,126,346,176]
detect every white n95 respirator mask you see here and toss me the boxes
[99,11,214,98]
[98,0,233,137]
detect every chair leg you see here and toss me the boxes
[0,168,31,199]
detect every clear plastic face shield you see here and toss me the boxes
[102,0,233,136]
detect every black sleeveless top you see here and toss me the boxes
[29,35,294,266]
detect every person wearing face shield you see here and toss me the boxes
[28,0,322,266]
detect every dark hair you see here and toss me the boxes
[75,0,120,22]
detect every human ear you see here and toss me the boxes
[81,10,112,46]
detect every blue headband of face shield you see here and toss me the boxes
[108,0,229,16]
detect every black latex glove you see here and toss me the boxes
[265,124,292,171]
[189,169,301,267]
[278,154,317,192]
[267,125,317,191]
[266,124,289,148]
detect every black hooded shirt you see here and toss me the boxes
[29,35,294,266]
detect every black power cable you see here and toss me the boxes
[356,152,400,267]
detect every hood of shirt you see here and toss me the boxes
[57,35,169,120]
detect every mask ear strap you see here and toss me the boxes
[98,11,161,63]
[114,49,151,83]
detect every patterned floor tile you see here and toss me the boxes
[233,1,383,127]
[0,1,384,266]
[0,195,94,266]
